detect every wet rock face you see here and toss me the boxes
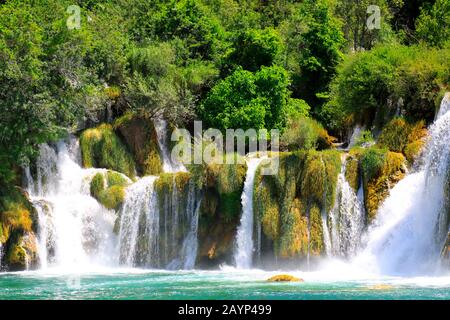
[5,232,39,271]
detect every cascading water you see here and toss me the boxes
[154,119,187,173]
[118,176,201,269]
[234,157,265,269]
[354,94,450,275]
[118,176,158,267]
[25,137,120,270]
[326,159,365,258]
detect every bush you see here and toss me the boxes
[224,28,283,72]
[377,118,428,163]
[323,45,450,134]
[200,65,290,131]
[281,116,334,151]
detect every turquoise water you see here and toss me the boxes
[1,268,449,300]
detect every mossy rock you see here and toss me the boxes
[252,150,340,260]
[309,204,324,256]
[80,123,136,178]
[98,186,125,210]
[0,185,37,245]
[4,232,38,271]
[114,113,162,176]
[377,118,428,165]
[267,274,304,282]
[197,159,248,267]
[345,154,360,192]
[362,150,406,221]
[279,198,308,258]
[300,150,341,212]
[89,171,129,210]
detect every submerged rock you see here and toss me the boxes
[267,274,304,282]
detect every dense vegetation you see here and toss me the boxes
[1,0,449,186]
[0,0,449,270]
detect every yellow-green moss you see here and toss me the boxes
[252,150,340,259]
[114,113,162,176]
[279,198,308,258]
[98,186,125,210]
[0,186,35,245]
[267,274,304,282]
[80,124,136,178]
[90,173,105,199]
[362,149,406,221]
[345,155,360,192]
[254,181,280,241]
[377,118,428,165]
[309,205,324,256]
[89,171,129,210]
[301,150,341,212]
[4,233,38,271]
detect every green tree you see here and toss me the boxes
[200,66,290,131]
[416,0,450,47]
[223,28,283,72]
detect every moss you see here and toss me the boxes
[377,118,411,153]
[377,118,428,165]
[0,186,36,245]
[204,160,247,221]
[309,205,324,256]
[300,150,341,212]
[4,232,38,271]
[89,171,129,210]
[80,124,136,178]
[252,150,340,260]
[197,157,248,266]
[114,113,162,176]
[106,171,129,187]
[174,172,191,192]
[404,140,425,164]
[267,274,304,282]
[98,185,125,210]
[90,173,105,199]
[254,181,280,241]
[154,173,175,195]
[363,149,406,221]
[279,198,308,258]
[345,155,360,192]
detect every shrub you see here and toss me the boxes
[282,116,334,151]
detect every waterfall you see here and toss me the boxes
[348,125,364,149]
[118,176,158,267]
[177,185,201,270]
[234,157,264,269]
[354,94,450,275]
[436,92,450,120]
[154,119,187,173]
[25,137,119,270]
[118,176,201,269]
[327,163,365,258]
